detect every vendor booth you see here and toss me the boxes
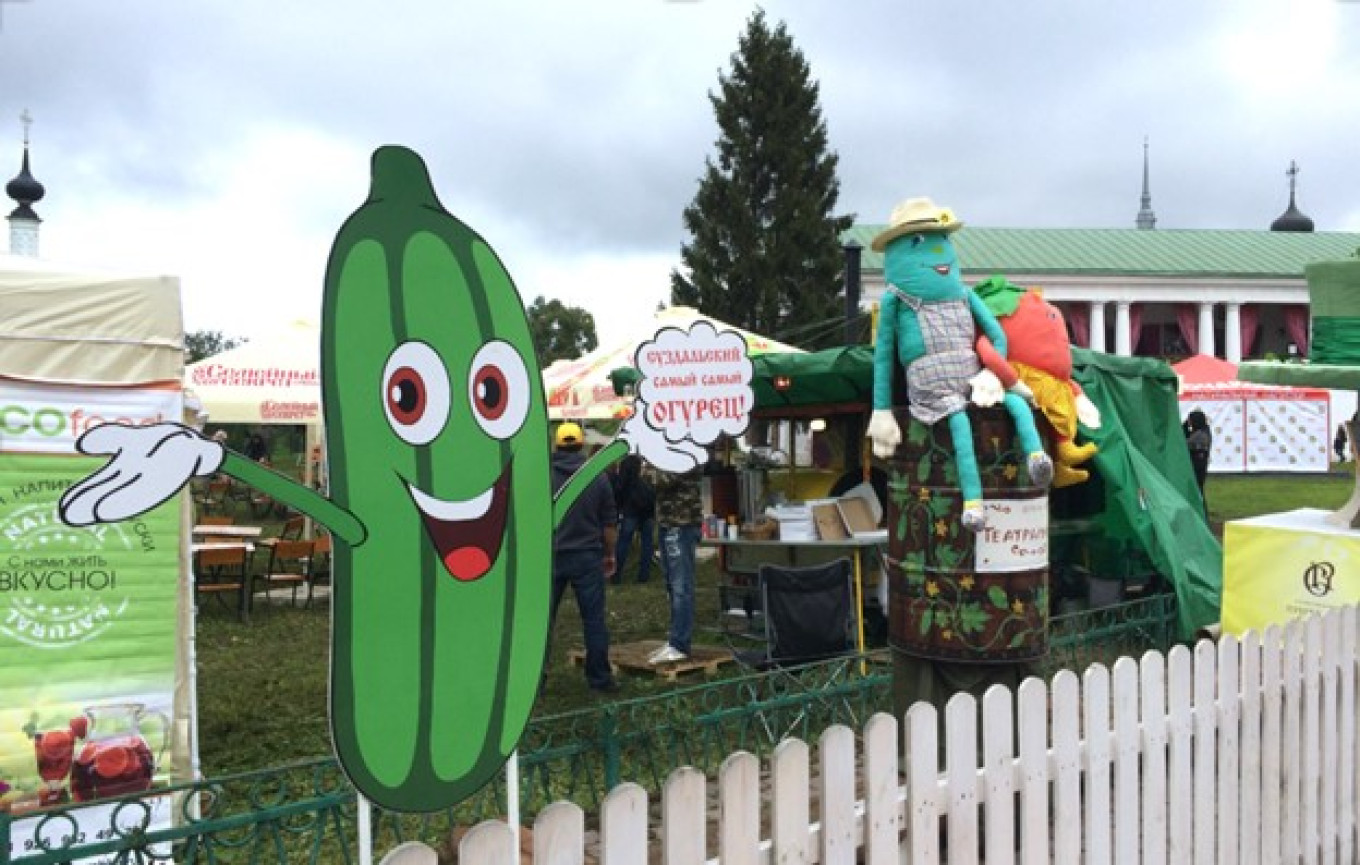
[1173,353,1330,473]
[0,255,192,844]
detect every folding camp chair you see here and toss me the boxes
[735,557,859,742]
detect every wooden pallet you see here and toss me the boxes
[569,640,736,681]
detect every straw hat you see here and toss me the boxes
[870,197,964,252]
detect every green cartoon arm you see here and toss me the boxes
[220,452,366,545]
[552,439,629,530]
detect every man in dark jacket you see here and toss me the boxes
[550,422,620,692]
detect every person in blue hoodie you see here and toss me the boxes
[550,422,620,693]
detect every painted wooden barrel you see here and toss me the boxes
[884,406,1050,663]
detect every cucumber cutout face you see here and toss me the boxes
[323,146,553,812]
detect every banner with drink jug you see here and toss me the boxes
[0,383,182,851]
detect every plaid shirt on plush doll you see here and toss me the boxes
[865,198,1053,532]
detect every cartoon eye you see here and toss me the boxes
[382,341,451,446]
[910,234,926,247]
[468,340,530,440]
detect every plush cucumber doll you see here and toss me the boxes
[866,198,1052,530]
[58,146,627,812]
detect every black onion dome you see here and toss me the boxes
[6,148,45,216]
[1270,199,1315,232]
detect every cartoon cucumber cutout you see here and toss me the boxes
[316,146,625,812]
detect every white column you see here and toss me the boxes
[1224,302,1242,363]
[1089,302,1107,353]
[1114,301,1132,356]
[1197,302,1216,358]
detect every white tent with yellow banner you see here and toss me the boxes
[543,306,804,420]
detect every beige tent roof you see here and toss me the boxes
[184,318,321,425]
[0,254,183,385]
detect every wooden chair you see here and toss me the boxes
[309,533,333,605]
[200,479,234,516]
[194,545,251,622]
[255,539,316,609]
[279,515,307,541]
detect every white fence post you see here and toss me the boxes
[862,713,900,865]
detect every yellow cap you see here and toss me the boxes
[554,422,584,447]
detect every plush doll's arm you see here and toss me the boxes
[871,290,901,411]
[974,335,1020,389]
[967,291,1009,357]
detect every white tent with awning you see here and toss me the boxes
[185,318,321,425]
[543,306,804,420]
[184,318,325,487]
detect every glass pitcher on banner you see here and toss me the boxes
[69,703,170,803]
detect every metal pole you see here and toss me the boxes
[842,240,863,346]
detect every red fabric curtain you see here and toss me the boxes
[1128,304,1143,353]
[1239,304,1259,357]
[1285,304,1309,357]
[1063,303,1090,347]
[1176,304,1199,355]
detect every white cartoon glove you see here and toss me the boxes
[968,369,1005,407]
[1075,393,1102,429]
[866,409,902,459]
[59,423,225,526]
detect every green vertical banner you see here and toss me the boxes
[0,451,180,816]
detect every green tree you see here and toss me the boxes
[671,9,854,351]
[185,329,245,363]
[527,296,599,366]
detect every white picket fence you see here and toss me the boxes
[449,605,1358,865]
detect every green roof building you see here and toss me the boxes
[845,168,1358,363]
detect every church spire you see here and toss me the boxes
[6,110,46,257]
[1270,160,1315,232]
[1135,136,1156,230]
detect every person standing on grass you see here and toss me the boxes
[550,422,621,693]
[1336,424,1349,464]
[1183,409,1212,514]
[648,462,704,665]
[612,454,657,585]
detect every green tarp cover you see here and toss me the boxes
[1069,348,1222,640]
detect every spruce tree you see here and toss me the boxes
[671,9,854,350]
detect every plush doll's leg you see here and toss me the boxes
[947,412,986,532]
[1002,392,1054,488]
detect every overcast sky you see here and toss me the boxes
[2,0,1356,348]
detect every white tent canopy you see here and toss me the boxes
[185,318,321,425]
[543,306,804,420]
[0,253,182,386]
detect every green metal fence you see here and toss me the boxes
[0,593,1176,864]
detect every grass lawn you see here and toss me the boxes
[193,466,1357,778]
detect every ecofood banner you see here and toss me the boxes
[0,379,181,455]
[0,384,181,825]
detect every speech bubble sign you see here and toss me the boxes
[619,320,754,473]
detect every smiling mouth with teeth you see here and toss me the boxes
[404,463,512,582]
[933,264,951,276]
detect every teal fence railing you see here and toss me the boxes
[0,593,1176,864]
